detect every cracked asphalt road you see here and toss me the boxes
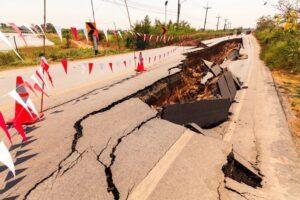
[1,35,300,200]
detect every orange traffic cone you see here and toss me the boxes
[7,76,44,125]
[136,52,146,72]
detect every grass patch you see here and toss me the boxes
[255,29,300,73]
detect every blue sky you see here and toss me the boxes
[0,0,279,30]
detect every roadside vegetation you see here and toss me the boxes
[255,0,300,148]
[0,16,233,70]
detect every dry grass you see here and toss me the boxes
[272,70,300,149]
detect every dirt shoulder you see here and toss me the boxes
[272,70,300,152]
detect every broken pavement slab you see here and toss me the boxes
[128,130,233,200]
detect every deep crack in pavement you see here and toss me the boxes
[23,71,176,200]
[95,114,158,200]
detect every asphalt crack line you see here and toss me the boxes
[23,70,178,199]
[225,186,265,200]
[94,114,158,200]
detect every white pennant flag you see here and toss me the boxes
[82,27,88,42]
[0,141,15,176]
[54,25,63,41]
[118,31,123,39]
[37,24,47,39]
[26,98,39,118]
[103,30,109,41]
[31,75,42,89]
[99,63,105,70]
[0,31,23,60]
[8,90,31,115]
[23,24,37,37]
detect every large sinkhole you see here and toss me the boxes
[137,38,243,128]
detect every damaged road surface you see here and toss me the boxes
[1,35,300,200]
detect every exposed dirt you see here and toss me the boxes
[272,70,300,152]
[176,39,208,48]
[139,38,243,109]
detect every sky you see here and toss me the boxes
[0,0,280,30]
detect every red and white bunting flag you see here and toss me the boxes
[99,63,105,70]
[0,141,15,176]
[23,24,37,37]
[149,35,153,41]
[61,59,68,74]
[9,23,27,46]
[54,25,63,41]
[26,98,39,118]
[71,27,79,40]
[13,119,27,141]
[0,112,12,143]
[0,31,23,60]
[143,34,147,42]
[31,75,42,89]
[88,62,94,74]
[109,62,113,72]
[156,35,159,43]
[36,69,49,89]
[118,31,123,39]
[103,30,109,41]
[41,57,50,72]
[34,83,49,97]
[8,90,31,115]
[23,81,37,96]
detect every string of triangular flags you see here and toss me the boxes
[0,22,197,60]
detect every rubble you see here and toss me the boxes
[138,38,245,128]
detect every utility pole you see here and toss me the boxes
[43,0,46,56]
[165,1,169,25]
[223,18,228,30]
[90,0,98,55]
[40,0,46,113]
[216,15,221,30]
[177,0,181,26]
[91,0,96,23]
[203,2,212,30]
[124,0,132,28]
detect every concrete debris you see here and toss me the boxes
[162,99,231,128]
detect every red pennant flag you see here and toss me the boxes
[71,27,79,40]
[109,62,113,72]
[123,61,127,68]
[23,81,37,96]
[61,59,68,74]
[9,23,28,46]
[36,70,47,86]
[46,71,54,87]
[13,120,27,141]
[34,83,49,97]
[88,62,94,74]
[0,112,12,143]
[41,57,50,72]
